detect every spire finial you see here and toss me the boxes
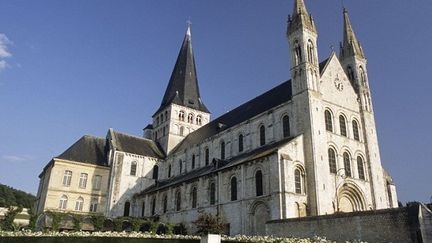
[186,18,192,36]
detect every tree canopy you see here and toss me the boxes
[0,183,36,208]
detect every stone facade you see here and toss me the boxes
[36,0,399,237]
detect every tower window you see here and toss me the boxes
[196,115,202,125]
[168,164,172,178]
[188,113,194,123]
[238,134,244,152]
[307,40,314,64]
[339,115,347,137]
[220,141,225,160]
[191,187,197,208]
[141,201,145,217]
[357,156,365,180]
[230,177,237,201]
[352,120,360,141]
[282,115,291,138]
[343,152,352,177]
[179,111,185,121]
[210,182,216,205]
[347,66,355,82]
[325,110,333,132]
[255,170,263,196]
[130,161,137,176]
[205,147,209,165]
[328,148,337,174]
[179,160,183,174]
[359,66,366,85]
[259,125,266,146]
[294,40,302,65]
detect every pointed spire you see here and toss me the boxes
[341,8,365,59]
[288,0,316,34]
[156,25,209,115]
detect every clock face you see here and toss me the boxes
[334,76,343,91]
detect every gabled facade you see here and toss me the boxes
[36,0,398,236]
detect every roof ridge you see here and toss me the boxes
[112,130,154,143]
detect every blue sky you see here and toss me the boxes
[0,1,431,204]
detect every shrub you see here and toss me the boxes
[193,212,225,235]
[173,223,187,235]
[0,206,22,231]
[91,214,105,231]
[72,214,83,231]
[130,218,144,232]
[113,218,123,232]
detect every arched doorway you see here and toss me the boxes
[249,202,270,236]
[337,183,366,212]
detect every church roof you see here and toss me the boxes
[155,26,209,115]
[340,8,365,59]
[109,129,165,159]
[56,135,109,167]
[171,80,293,154]
[138,136,296,195]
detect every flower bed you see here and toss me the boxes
[0,230,353,243]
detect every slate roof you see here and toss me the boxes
[138,136,296,195]
[56,135,108,167]
[110,129,165,159]
[155,26,209,115]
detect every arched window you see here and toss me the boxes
[163,126,166,136]
[141,201,145,217]
[179,126,184,136]
[343,152,352,177]
[160,113,164,122]
[328,148,337,174]
[238,134,244,152]
[347,66,355,82]
[152,165,159,180]
[282,115,290,138]
[210,183,216,205]
[188,113,194,123]
[259,125,266,146]
[255,170,263,196]
[130,161,137,176]
[168,164,172,178]
[325,110,333,132]
[156,117,160,125]
[74,196,84,211]
[59,195,68,209]
[294,40,302,64]
[220,141,225,160]
[357,156,365,180]
[63,170,72,186]
[359,66,366,85]
[307,40,314,63]
[165,111,168,120]
[179,111,185,121]
[124,201,130,216]
[191,187,197,208]
[175,190,181,211]
[339,115,347,137]
[179,160,183,174]
[196,115,202,125]
[294,169,304,194]
[205,147,209,165]
[192,154,196,169]
[352,120,360,141]
[230,177,237,201]
[151,197,156,215]
[163,195,168,213]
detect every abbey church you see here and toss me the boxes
[36,0,398,236]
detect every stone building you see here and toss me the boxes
[36,0,398,236]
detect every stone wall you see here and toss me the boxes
[266,203,430,243]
